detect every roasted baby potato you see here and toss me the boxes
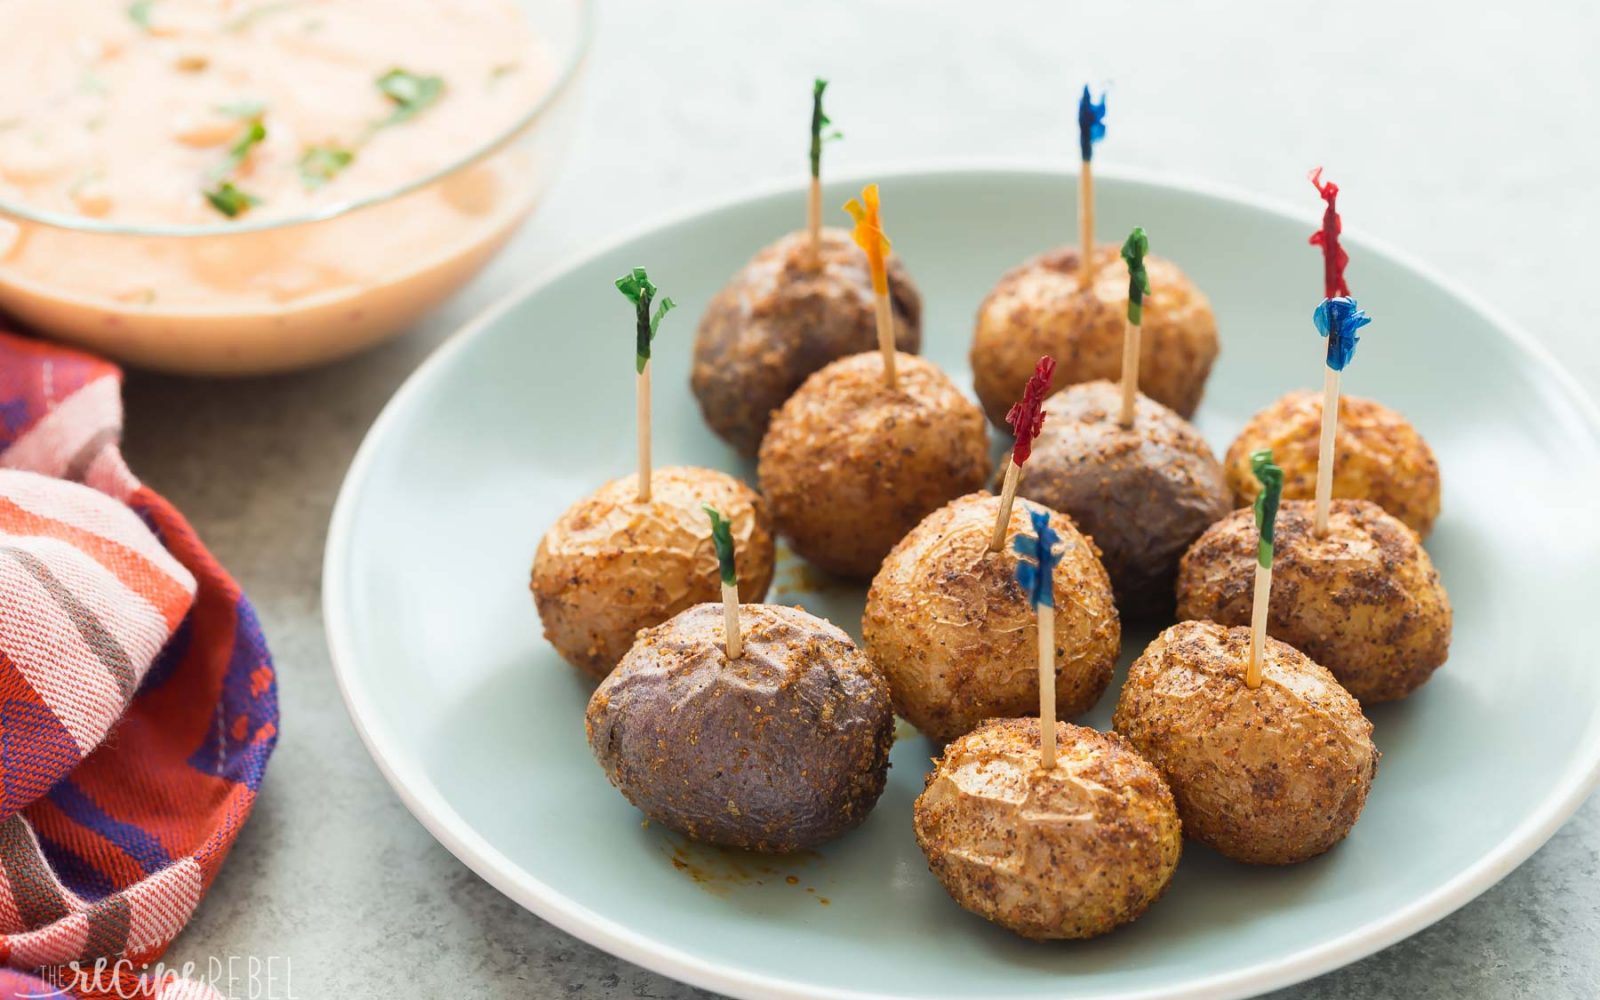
[1177,498,1451,703]
[758,351,991,579]
[863,492,1119,744]
[1010,381,1230,620]
[1225,390,1441,537]
[971,245,1219,428]
[532,466,774,678]
[692,228,922,457]
[586,603,894,852]
[1113,621,1379,865]
[914,718,1182,939]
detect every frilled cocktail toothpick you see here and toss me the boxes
[991,356,1057,551]
[1246,449,1284,688]
[616,268,677,503]
[1118,226,1150,427]
[1014,508,1062,769]
[1311,295,1372,535]
[1308,167,1350,299]
[1077,86,1108,289]
[844,183,897,389]
[704,504,742,659]
[808,78,841,262]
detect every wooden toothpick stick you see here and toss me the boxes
[1118,227,1149,427]
[844,183,897,389]
[1013,508,1062,769]
[1076,86,1106,290]
[615,268,676,503]
[704,505,742,660]
[807,78,838,262]
[1310,297,1371,535]
[1246,449,1283,688]
[992,355,1056,551]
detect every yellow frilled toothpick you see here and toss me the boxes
[844,183,896,390]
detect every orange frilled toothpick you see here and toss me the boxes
[844,183,896,389]
[991,356,1056,551]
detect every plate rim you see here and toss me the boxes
[323,160,1600,1000]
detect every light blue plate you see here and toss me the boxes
[324,165,1600,1000]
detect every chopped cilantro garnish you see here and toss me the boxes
[204,182,259,218]
[376,69,445,125]
[212,118,267,180]
[128,0,155,30]
[299,145,355,188]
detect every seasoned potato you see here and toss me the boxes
[1010,381,1230,620]
[971,245,1218,428]
[692,228,922,457]
[758,351,991,579]
[1225,390,1440,537]
[1113,621,1379,865]
[914,718,1182,939]
[531,466,774,678]
[863,493,1119,744]
[1177,499,1451,703]
[586,603,894,852]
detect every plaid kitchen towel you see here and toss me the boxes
[0,332,278,999]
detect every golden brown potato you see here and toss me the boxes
[758,352,991,579]
[587,603,894,852]
[692,228,922,457]
[914,718,1182,940]
[531,466,775,678]
[1225,390,1441,537]
[1010,381,1230,620]
[1112,621,1379,865]
[863,493,1119,744]
[971,245,1218,428]
[1176,499,1451,703]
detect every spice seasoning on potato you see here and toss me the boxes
[532,467,774,678]
[1010,380,1230,620]
[970,246,1219,427]
[1225,391,1441,538]
[863,493,1118,744]
[587,602,894,852]
[691,228,921,457]
[758,351,990,580]
[1113,620,1379,865]
[1177,498,1451,703]
[914,718,1182,939]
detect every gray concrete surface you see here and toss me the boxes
[117,1,1599,996]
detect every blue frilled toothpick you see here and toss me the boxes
[1310,295,1372,535]
[1014,508,1063,769]
[1077,86,1107,288]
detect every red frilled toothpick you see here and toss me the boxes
[990,355,1057,551]
[1308,167,1350,299]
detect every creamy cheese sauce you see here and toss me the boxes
[0,0,563,372]
[0,0,545,224]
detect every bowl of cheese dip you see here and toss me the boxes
[0,0,591,374]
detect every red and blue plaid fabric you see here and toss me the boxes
[0,332,277,999]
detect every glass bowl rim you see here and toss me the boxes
[0,0,595,239]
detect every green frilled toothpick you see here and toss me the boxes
[616,268,676,502]
[1117,227,1150,427]
[808,78,840,261]
[1247,448,1284,688]
[704,504,743,659]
